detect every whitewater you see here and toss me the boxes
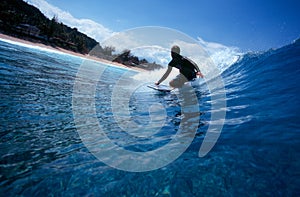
[0,37,299,196]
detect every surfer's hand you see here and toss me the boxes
[196,72,204,78]
[155,82,160,86]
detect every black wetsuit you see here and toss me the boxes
[168,54,199,81]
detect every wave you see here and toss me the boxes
[1,31,299,196]
[221,38,300,139]
[197,37,243,73]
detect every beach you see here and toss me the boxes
[0,33,145,72]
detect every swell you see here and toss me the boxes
[220,39,300,141]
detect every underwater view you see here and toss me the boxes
[0,37,299,196]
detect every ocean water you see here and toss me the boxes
[0,38,299,196]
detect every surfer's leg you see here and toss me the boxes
[169,74,187,88]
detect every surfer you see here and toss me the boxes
[155,45,204,88]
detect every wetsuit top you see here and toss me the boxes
[168,54,200,81]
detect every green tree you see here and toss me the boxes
[103,46,115,56]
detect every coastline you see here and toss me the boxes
[0,33,145,72]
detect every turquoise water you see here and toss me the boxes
[0,39,299,196]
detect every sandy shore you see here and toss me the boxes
[0,33,145,72]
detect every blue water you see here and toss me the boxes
[0,39,299,196]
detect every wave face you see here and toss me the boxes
[222,39,300,140]
[0,39,299,196]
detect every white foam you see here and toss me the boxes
[197,37,243,73]
[0,37,76,57]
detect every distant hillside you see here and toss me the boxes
[0,0,98,54]
[0,0,163,70]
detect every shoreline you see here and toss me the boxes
[0,33,145,72]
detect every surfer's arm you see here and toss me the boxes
[156,66,172,85]
[192,63,204,78]
[194,64,200,72]
[193,63,204,78]
[187,57,204,78]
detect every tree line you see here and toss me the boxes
[0,0,162,70]
[0,0,98,54]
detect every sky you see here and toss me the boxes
[27,0,300,52]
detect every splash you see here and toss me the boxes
[197,37,242,73]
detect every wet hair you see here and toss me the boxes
[171,45,180,55]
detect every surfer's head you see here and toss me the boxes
[171,45,180,58]
[171,45,180,54]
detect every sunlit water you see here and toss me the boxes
[0,39,299,196]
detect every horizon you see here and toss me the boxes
[26,0,300,53]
